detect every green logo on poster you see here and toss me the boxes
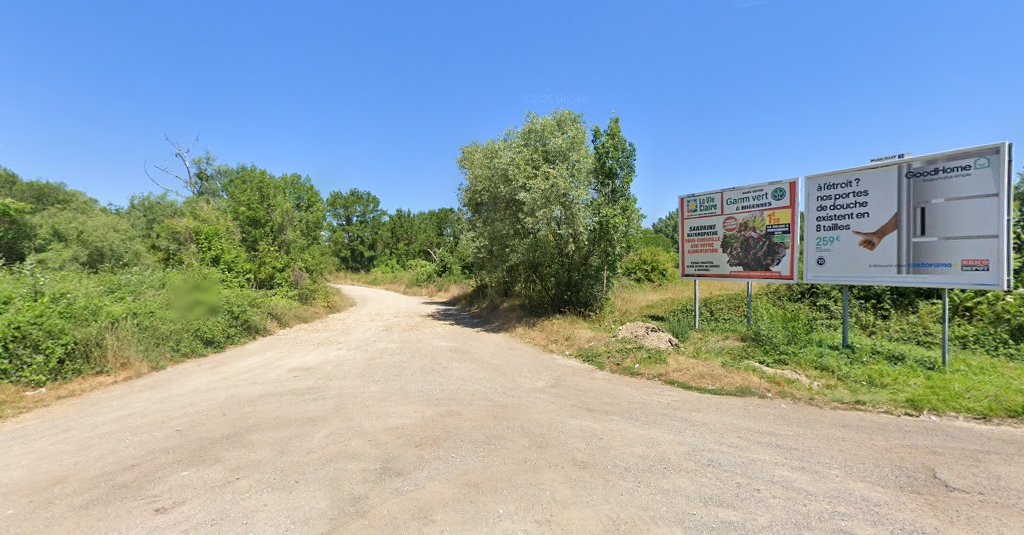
[771,187,786,201]
[974,156,991,169]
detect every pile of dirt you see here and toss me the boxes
[615,322,679,350]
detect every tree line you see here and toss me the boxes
[0,160,469,294]
[1,110,655,321]
[4,109,1024,387]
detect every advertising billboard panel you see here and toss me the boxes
[679,179,799,282]
[804,142,1013,289]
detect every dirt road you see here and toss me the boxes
[1,285,1022,533]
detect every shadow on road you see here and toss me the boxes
[424,299,541,334]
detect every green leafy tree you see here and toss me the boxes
[458,110,642,312]
[651,208,680,253]
[126,194,254,286]
[0,167,151,271]
[0,166,17,192]
[418,207,469,276]
[378,208,423,267]
[0,198,33,263]
[191,151,227,198]
[221,165,329,288]
[590,116,644,289]
[372,206,468,275]
[326,188,386,271]
[0,166,94,213]
[637,228,675,253]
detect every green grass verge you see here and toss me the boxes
[615,285,1024,418]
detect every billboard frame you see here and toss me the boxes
[802,141,1013,290]
[678,178,801,284]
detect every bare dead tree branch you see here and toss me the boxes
[143,161,186,199]
[146,135,202,196]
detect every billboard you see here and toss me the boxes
[679,179,799,282]
[804,142,1013,290]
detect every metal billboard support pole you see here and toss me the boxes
[841,286,850,349]
[694,280,700,331]
[942,288,949,368]
[746,282,752,327]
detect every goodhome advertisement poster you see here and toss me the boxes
[804,142,1012,290]
[679,179,799,282]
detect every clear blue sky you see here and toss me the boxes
[1,0,1021,223]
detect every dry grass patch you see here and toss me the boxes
[604,279,745,326]
[656,354,773,394]
[610,279,739,310]
[510,315,607,356]
[0,369,151,420]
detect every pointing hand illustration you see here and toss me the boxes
[853,214,897,252]
[852,230,882,251]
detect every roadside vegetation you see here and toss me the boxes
[0,155,352,418]
[335,110,1024,419]
[3,109,1022,420]
[582,281,1023,418]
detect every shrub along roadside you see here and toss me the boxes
[649,287,1024,418]
[759,283,1024,361]
[1,160,349,399]
[621,246,675,284]
[0,263,347,387]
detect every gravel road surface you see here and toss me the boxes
[1,285,1022,533]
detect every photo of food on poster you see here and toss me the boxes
[679,179,799,282]
[803,142,1011,290]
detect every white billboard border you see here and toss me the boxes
[801,141,1013,291]
[678,177,801,285]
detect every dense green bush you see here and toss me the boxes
[369,258,403,275]
[663,287,1019,380]
[405,259,438,285]
[949,291,1024,360]
[745,302,818,365]
[0,264,337,386]
[0,266,87,385]
[219,165,332,289]
[0,161,344,387]
[664,292,748,331]
[621,246,675,283]
[768,283,938,319]
[761,283,1023,361]
[29,206,151,271]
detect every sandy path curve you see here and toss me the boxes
[1,285,1022,533]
